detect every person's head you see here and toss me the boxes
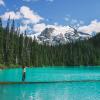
[22,66,25,68]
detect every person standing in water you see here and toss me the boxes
[22,66,26,81]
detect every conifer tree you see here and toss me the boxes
[0,18,3,64]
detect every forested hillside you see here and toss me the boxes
[0,18,100,67]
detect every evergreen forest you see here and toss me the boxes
[0,18,100,68]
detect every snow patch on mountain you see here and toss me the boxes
[28,26,93,45]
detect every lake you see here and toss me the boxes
[0,67,100,100]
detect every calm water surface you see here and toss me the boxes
[0,67,100,100]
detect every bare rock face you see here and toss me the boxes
[37,26,92,45]
[39,28,55,39]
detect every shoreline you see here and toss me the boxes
[0,66,100,70]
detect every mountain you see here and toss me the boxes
[37,26,92,45]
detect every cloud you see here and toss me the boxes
[0,0,5,6]
[23,0,39,2]
[64,16,84,28]
[19,6,44,33]
[65,17,69,21]
[1,6,43,23]
[23,0,54,2]
[71,19,78,24]
[33,20,100,35]
[46,24,70,36]
[79,20,100,33]
[20,25,28,33]
[1,5,44,33]
[33,23,72,36]
[46,0,54,2]
[1,11,22,20]
[20,6,43,24]
[21,19,31,25]
[2,5,100,35]
[33,23,46,33]
[33,23,66,34]
[23,0,31,2]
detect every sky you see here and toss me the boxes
[0,0,100,34]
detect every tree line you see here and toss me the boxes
[0,18,100,68]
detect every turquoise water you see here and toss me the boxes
[0,67,100,100]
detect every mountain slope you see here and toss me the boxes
[37,27,92,45]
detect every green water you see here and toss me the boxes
[0,67,100,100]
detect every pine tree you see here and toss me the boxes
[0,18,3,64]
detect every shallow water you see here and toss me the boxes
[0,67,100,100]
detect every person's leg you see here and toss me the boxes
[22,72,26,81]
